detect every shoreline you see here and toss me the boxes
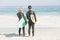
[0,14,60,28]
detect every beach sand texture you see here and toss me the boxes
[0,28,60,40]
[0,12,60,40]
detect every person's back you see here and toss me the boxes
[17,8,25,36]
[17,12,23,21]
[26,5,37,36]
[26,10,36,25]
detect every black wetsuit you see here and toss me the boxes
[17,12,25,36]
[26,10,37,36]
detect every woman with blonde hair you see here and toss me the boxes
[17,7,26,36]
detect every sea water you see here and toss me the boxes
[0,6,60,28]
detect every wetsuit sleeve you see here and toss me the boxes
[26,12,28,19]
[17,13,19,19]
[17,13,21,20]
[26,12,30,19]
[22,14,27,22]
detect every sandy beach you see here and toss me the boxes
[0,13,60,40]
[0,14,60,28]
[0,28,60,40]
[0,0,60,39]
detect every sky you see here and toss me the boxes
[0,0,60,6]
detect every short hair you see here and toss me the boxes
[28,5,32,9]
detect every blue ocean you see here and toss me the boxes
[0,6,60,28]
[0,6,60,15]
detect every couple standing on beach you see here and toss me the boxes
[17,5,37,37]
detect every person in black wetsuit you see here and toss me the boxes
[17,8,25,36]
[26,5,37,36]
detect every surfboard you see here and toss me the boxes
[18,17,28,28]
[30,14,36,23]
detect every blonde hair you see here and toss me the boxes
[18,7,23,13]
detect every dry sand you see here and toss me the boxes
[0,28,60,40]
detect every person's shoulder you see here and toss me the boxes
[17,12,19,14]
[32,10,35,14]
[21,13,24,15]
[32,10,35,13]
[17,12,20,14]
[26,11,29,14]
[27,11,29,13]
[30,10,34,12]
[30,10,35,14]
[17,12,18,15]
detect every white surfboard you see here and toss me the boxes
[30,14,36,23]
[18,17,28,28]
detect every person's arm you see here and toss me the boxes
[23,13,27,22]
[33,11,37,22]
[17,13,19,19]
[26,12,29,19]
[17,13,19,21]
[17,13,21,21]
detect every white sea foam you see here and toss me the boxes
[0,14,60,28]
[0,15,18,28]
[36,15,60,28]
